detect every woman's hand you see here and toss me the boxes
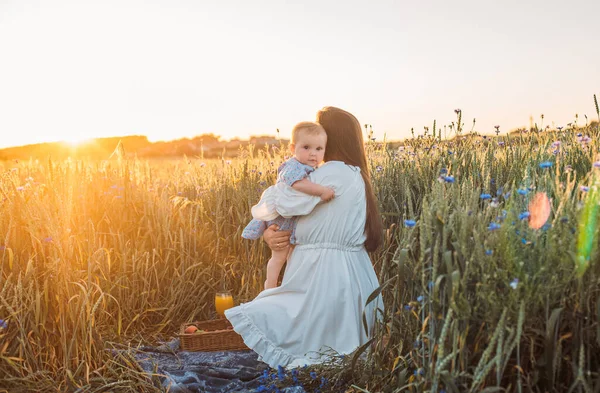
[263,224,291,251]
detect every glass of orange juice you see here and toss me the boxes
[215,291,234,317]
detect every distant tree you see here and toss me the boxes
[191,133,220,144]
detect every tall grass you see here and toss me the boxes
[1,117,600,392]
[362,123,600,392]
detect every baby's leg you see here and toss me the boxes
[264,247,289,289]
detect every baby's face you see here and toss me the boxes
[291,132,327,168]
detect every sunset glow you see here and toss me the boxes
[0,0,599,149]
[63,136,92,147]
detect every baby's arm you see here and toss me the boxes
[292,178,335,201]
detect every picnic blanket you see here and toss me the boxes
[131,338,306,393]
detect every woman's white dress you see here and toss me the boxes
[225,161,383,369]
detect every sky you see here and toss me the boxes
[0,0,599,149]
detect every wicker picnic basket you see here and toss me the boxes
[178,319,249,352]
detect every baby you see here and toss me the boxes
[242,121,335,289]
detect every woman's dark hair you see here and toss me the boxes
[316,106,383,252]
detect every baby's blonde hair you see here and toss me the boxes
[291,121,326,144]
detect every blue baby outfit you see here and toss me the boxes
[242,158,315,244]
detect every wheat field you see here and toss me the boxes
[1,105,600,392]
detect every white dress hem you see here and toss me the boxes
[225,305,305,369]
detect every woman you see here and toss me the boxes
[225,106,383,369]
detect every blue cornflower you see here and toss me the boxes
[257,385,268,392]
[428,281,434,290]
[488,222,501,231]
[518,212,531,220]
[277,365,285,380]
[594,161,600,168]
[580,186,589,192]
[320,377,328,387]
[444,176,455,183]
[542,223,552,231]
[509,278,519,289]
[480,193,492,200]
[448,150,454,155]
[310,371,317,379]
[517,189,528,196]
[485,249,493,256]
[416,295,424,303]
[404,304,413,311]
[496,187,504,196]
[539,161,553,169]
[440,168,448,174]
[414,368,425,376]
[0,319,7,329]
[404,219,416,227]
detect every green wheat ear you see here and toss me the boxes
[594,94,599,117]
